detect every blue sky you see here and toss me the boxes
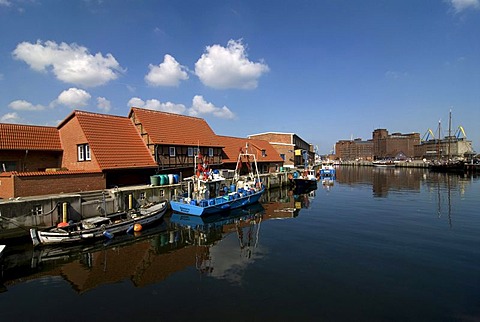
[1,0,479,154]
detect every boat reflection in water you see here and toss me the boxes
[0,187,311,294]
[170,203,265,277]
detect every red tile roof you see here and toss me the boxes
[11,170,102,177]
[129,107,223,147]
[0,123,62,151]
[60,111,156,170]
[217,135,284,164]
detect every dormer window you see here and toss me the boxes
[262,149,266,157]
[78,144,91,161]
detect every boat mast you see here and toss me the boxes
[448,109,452,160]
[437,119,441,160]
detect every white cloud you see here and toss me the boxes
[8,100,45,111]
[448,0,480,12]
[12,40,123,87]
[128,95,235,119]
[1,112,21,123]
[97,97,111,112]
[128,97,187,114]
[385,70,408,80]
[0,0,12,7]
[189,95,235,119]
[145,54,189,87]
[56,88,91,107]
[195,39,269,89]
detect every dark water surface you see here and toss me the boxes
[1,167,479,321]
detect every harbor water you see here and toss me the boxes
[1,166,479,321]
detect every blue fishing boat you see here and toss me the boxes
[170,202,265,229]
[170,146,265,216]
[320,161,336,177]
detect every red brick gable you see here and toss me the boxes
[0,123,62,151]
[59,110,156,170]
[129,107,222,147]
[217,135,284,164]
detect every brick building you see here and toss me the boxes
[372,129,420,160]
[0,123,63,172]
[248,132,314,168]
[334,129,421,161]
[335,139,373,161]
[128,107,223,173]
[1,108,284,199]
[217,135,284,174]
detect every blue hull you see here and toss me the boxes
[170,203,265,228]
[170,188,265,216]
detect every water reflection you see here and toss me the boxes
[262,187,315,218]
[335,166,475,198]
[0,189,309,293]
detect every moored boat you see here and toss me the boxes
[170,146,265,216]
[320,161,336,177]
[372,160,396,167]
[428,159,465,173]
[289,168,318,194]
[30,201,168,246]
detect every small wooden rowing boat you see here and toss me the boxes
[30,201,167,246]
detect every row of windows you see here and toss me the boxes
[169,147,214,157]
[77,144,216,161]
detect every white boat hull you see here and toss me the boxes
[30,202,167,246]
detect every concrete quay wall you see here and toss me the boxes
[339,160,429,168]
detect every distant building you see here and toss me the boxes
[372,129,420,160]
[414,137,474,160]
[335,139,373,161]
[248,132,314,168]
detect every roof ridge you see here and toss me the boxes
[75,110,128,119]
[0,123,56,130]
[130,107,206,121]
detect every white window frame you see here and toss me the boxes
[85,144,91,161]
[78,144,91,161]
[208,148,214,157]
[78,145,85,161]
[188,147,194,157]
[169,147,176,157]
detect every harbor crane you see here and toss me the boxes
[454,126,467,139]
[422,125,467,142]
[421,129,436,142]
